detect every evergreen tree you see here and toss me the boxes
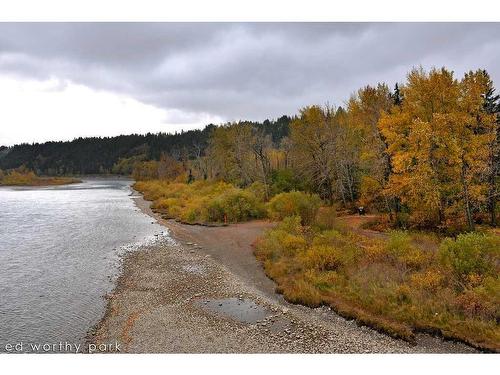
[481,70,500,226]
[391,83,403,106]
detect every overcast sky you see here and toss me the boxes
[1,23,499,145]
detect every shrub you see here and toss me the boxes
[270,169,304,195]
[0,168,78,186]
[409,270,444,291]
[246,181,268,202]
[205,188,265,222]
[132,160,159,181]
[1,169,37,185]
[135,179,265,224]
[384,231,429,269]
[254,218,500,351]
[439,232,499,284]
[303,245,344,271]
[314,206,340,231]
[267,191,321,225]
[454,285,498,320]
[257,227,307,259]
[277,215,303,235]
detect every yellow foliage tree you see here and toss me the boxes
[379,67,496,230]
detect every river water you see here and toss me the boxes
[0,179,165,352]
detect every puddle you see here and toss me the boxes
[197,297,272,324]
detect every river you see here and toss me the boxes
[0,178,165,352]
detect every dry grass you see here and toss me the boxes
[254,216,500,351]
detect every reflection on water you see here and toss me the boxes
[0,179,165,352]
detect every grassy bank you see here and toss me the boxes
[133,179,320,225]
[0,169,81,186]
[134,179,266,224]
[254,215,499,352]
[134,178,499,351]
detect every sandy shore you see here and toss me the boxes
[88,192,477,353]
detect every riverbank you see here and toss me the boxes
[0,179,163,351]
[0,176,81,186]
[87,191,478,353]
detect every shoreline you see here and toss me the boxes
[0,177,82,187]
[87,190,478,353]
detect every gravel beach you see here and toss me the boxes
[88,193,478,353]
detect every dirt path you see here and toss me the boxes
[88,194,477,353]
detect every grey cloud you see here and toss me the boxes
[0,23,499,122]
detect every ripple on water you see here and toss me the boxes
[0,179,170,352]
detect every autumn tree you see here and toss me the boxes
[132,160,159,181]
[290,105,351,204]
[347,84,393,211]
[157,153,185,180]
[249,127,273,198]
[379,67,497,230]
[205,123,252,185]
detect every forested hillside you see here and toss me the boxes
[0,116,292,175]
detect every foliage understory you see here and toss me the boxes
[0,168,81,186]
[133,179,320,224]
[134,179,266,224]
[254,216,500,352]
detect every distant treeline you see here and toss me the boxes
[1,67,499,231]
[0,116,291,175]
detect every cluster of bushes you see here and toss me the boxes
[0,167,80,186]
[135,177,322,225]
[266,191,322,225]
[0,168,37,185]
[254,216,500,351]
[134,179,267,224]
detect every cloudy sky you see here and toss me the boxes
[0,23,499,145]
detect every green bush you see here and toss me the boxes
[246,181,268,202]
[205,188,265,223]
[384,231,429,270]
[270,169,304,195]
[267,191,321,225]
[439,232,500,283]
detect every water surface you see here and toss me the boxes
[0,179,165,352]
